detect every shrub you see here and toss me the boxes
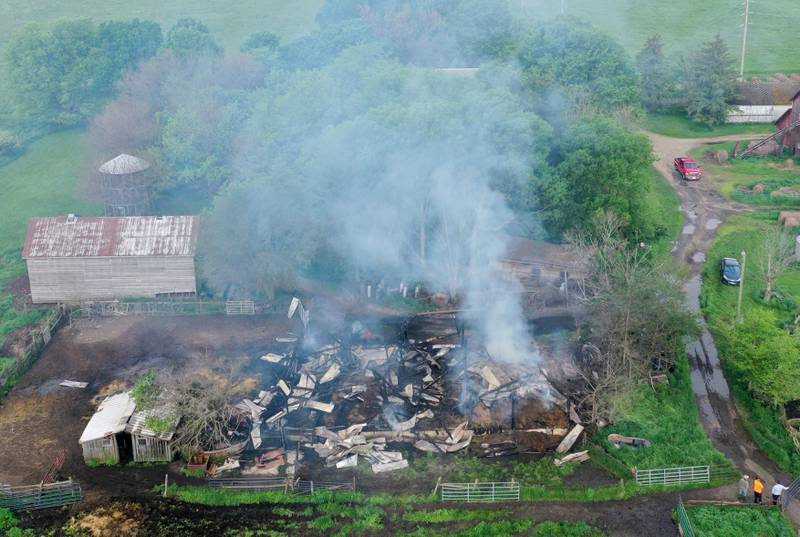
[0,508,19,531]
[0,131,20,156]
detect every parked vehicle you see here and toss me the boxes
[721,257,742,285]
[674,157,703,181]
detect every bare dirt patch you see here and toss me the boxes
[0,314,289,499]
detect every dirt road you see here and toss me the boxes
[647,132,800,525]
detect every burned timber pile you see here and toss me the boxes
[224,300,579,478]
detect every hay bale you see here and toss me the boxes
[753,183,766,194]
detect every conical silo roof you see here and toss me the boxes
[98,154,151,175]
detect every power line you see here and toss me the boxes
[739,0,750,80]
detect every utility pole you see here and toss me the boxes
[738,0,750,80]
[736,251,747,323]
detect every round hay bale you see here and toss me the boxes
[714,150,729,164]
[753,183,766,194]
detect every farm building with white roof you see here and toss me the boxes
[22,214,199,304]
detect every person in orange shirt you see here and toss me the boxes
[753,476,764,504]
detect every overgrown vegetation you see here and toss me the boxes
[685,505,794,537]
[570,213,698,423]
[702,215,800,475]
[599,355,732,470]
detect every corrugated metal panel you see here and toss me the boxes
[23,215,198,259]
[79,392,136,444]
[126,409,178,441]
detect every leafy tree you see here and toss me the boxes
[240,31,279,54]
[724,310,800,407]
[540,117,655,239]
[278,19,378,69]
[636,35,671,111]
[760,226,796,304]
[165,18,221,56]
[199,180,323,299]
[95,19,162,88]
[5,19,162,125]
[685,35,735,126]
[516,18,640,111]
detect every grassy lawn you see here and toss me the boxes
[164,486,611,536]
[644,114,773,139]
[0,129,100,349]
[691,144,800,204]
[685,505,794,537]
[519,0,800,77]
[701,214,800,476]
[700,214,800,327]
[0,0,323,52]
[644,165,682,258]
[598,356,732,471]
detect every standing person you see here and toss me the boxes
[753,476,764,504]
[738,474,750,502]
[772,482,788,506]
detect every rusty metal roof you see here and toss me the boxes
[23,215,199,258]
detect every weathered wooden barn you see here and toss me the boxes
[79,392,179,464]
[79,392,137,464]
[22,214,199,304]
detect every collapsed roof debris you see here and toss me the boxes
[206,300,577,477]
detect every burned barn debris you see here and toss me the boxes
[196,298,585,478]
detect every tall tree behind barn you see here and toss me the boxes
[22,215,199,303]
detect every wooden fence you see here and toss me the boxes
[0,479,82,512]
[635,466,710,487]
[69,299,286,322]
[440,482,520,502]
[206,477,355,495]
[1,308,64,393]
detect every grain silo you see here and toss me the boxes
[99,153,153,216]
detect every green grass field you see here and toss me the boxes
[0,0,797,77]
[0,0,323,52]
[520,0,800,77]
[644,114,773,139]
[644,165,682,258]
[691,145,800,205]
[700,214,800,326]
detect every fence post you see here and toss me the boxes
[310,480,314,495]
[163,474,168,497]
[352,476,356,493]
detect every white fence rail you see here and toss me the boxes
[635,466,710,487]
[225,300,256,315]
[440,482,520,502]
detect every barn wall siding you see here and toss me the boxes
[81,436,119,463]
[131,434,172,462]
[27,256,196,304]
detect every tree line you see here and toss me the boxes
[636,34,736,126]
